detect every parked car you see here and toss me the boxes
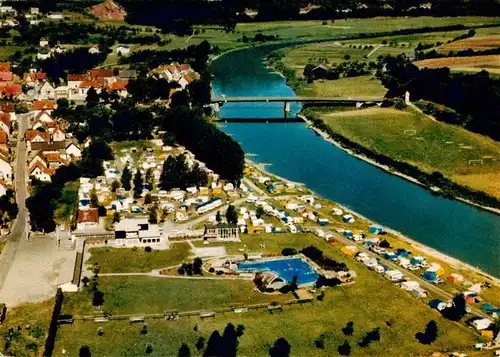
[408,264,420,271]
[432,278,444,285]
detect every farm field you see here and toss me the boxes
[55,238,479,356]
[439,34,500,51]
[312,107,500,197]
[297,75,387,98]
[415,54,500,73]
[86,242,192,273]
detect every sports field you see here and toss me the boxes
[315,107,500,197]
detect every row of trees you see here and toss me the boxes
[0,189,19,227]
[380,56,500,140]
[300,246,348,272]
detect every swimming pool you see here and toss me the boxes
[237,257,319,285]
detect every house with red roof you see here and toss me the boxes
[0,71,13,82]
[0,112,10,135]
[0,63,11,71]
[0,131,8,155]
[23,72,47,86]
[32,100,56,114]
[106,80,128,97]
[29,161,53,182]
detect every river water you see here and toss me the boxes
[211,45,500,277]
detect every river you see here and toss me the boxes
[211,44,500,277]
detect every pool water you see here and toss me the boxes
[237,258,319,285]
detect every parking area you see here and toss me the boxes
[0,234,75,307]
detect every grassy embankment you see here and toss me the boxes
[311,107,500,198]
[54,232,480,356]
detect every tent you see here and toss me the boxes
[421,271,437,281]
[481,303,495,312]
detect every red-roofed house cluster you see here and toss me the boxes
[0,63,21,98]
[147,63,200,90]
[26,101,82,182]
[0,101,16,190]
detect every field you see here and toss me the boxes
[297,75,387,98]
[415,54,500,74]
[86,242,192,273]
[54,235,479,356]
[313,107,500,197]
[440,34,500,52]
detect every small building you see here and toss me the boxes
[114,217,169,249]
[88,45,100,54]
[66,143,82,159]
[204,223,240,242]
[39,37,49,47]
[47,12,64,20]
[116,45,130,56]
[312,64,330,79]
[471,318,493,331]
[77,208,99,230]
[384,269,404,282]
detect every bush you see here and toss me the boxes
[208,267,215,273]
[144,246,152,253]
[216,270,224,275]
[281,248,297,256]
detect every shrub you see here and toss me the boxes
[144,246,152,253]
[208,267,215,273]
[281,248,297,256]
[216,270,224,275]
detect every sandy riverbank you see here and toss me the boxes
[246,152,500,285]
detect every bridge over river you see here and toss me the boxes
[210,96,384,119]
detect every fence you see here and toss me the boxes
[70,297,314,323]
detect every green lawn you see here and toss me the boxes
[0,46,25,61]
[86,242,192,273]
[298,75,387,98]
[54,181,79,225]
[56,236,479,356]
[312,106,500,197]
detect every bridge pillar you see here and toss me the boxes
[284,101,291,119]
[213,102,220,118]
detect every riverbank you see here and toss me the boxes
[247,157,500,285]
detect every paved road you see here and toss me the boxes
[0,114,30,291]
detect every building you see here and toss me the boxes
[116,45,130,56]
[114,217,169,249]
[39,37,49,47]
[36,81,55,100]
[0,112,10,135]
[66,143,82,159]
[204,223,240,242]
[32,100,56,114]
[196,198,222,214]
[47,12,64,20]
[29,161,53,182]
[77,208,99,230]
[88,45,100,54]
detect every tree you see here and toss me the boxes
[379,239,391,248]
[133,169,143,199]
[81,276,90,287]
[145,168,155,190]
[338,340,351,356]
[144,193,153,205]
[195,337,205,351]
[145,343,153,354]
[342,321,354,336]
[178,343,190,357]
[416,320,438,344]
[225,205,237,225]
[204,330,222,357]
[256,206,265,219]
[79,346,91,357]
[86,87,100,106]
[442,294,467,321]
[359,328,380,348]
[121,166,132,191]
[216,210,222,223]
[269,337,291,357]
[92,290,104,307]
[193,257,203,275]
[148,204,158,224]
[290,275,298,292]
[221,323,238,357]
[113,211,121,224]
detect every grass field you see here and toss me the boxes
[415,54,500,72]
[313,107,500,197]
[86,242,192,273]
[297,75,387,98]
[55,235,479,356]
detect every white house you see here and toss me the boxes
[37,51,51,60]
[47,12,64,20]
[36,82,55,100]
[88,46,100,54]
[35,111,55,123]
[52,128,66,142]
[0,155,12,183]
[39,37,49,47]
[29,164,52,182]
[116,46,130,56]
[66,143,82,159]
[114,217,169,249]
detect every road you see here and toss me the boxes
[0,113,30,291]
